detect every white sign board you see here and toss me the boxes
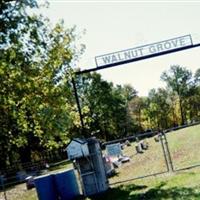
[95,35,193,67]
[106,143,122,157]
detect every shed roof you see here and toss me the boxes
[66,138,87,148]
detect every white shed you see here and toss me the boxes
[66,138,90,160]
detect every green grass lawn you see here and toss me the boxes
[166,124,200,169]
[109,136,167,184]
[109,124,200,184]
[0,160,73,200]
[1,124,200,200]
[88,169,200,200]
[3,169,200,200]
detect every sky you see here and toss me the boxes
[37,1,200,96]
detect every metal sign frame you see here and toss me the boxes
[95,35,193,68]
[72,37,200,133]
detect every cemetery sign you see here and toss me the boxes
[95,35,193,67]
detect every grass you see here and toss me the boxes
[3,169,200,200]
[108,136,167,184]
[48,159,73,172]
[1,124,200,200]
[109,124,200,184]
[167,125,200,169]
[89,170,200,200]
[0,160,73,200]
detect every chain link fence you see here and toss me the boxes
[1,122,200,200]
[165,122,200,171]
[103,132,169,186]
[0,148,68,200]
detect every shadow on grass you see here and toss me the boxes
[90,182,200,200]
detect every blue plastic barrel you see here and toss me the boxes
[34,174,58,200]
[54,169,80,200]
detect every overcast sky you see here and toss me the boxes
[38,1,200,96]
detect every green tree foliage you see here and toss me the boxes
[128,96,145,131]
[145,88,171,129]
[131,66,200,131]
[194,68,200,85]
[0,0,84,165]
[186,68,200,121]
[161,65,192,125]
[113,84,137,136]
[1,1,200,169]
[75,73,137,140]
[167,91,180,127]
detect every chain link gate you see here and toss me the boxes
[102,132,173,185]
[164,124,200,172]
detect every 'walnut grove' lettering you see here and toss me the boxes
[95,35,192,67]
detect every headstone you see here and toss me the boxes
[106,143,122,157]
[141,140,149,150]
[112,160,122,168]
[125,140,131,146]
[135,143,143,153]
[154,136,160,142]
[119,156,130,163]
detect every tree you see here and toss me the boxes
[186,68,200,121]
[161,65,192,125]
[74,73,137,140]
[146,88,171,129]
[0,0,84,166]
[167,91,180,127]
[114,84,137,135]
[194,68,200,86]
[128,96,145,131]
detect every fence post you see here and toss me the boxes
[162,132,174,172]
[159,133,170,172]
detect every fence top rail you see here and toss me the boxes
[101,121,200,147]
[102,131,158,146]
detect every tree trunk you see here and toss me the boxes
[19,146,31,164]
[179,97,185,125]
